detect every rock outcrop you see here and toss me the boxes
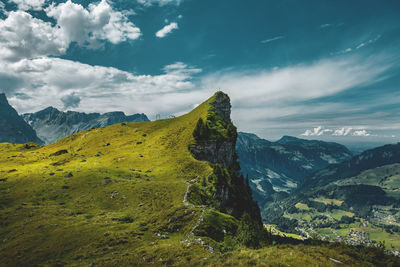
[189,92,236,168]
[0,93,43,144]
[189,92,262,227]
[23,107,150,144]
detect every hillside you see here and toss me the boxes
[236,133,352,203]
[0,92,263,265]
[0,92,398,266]
[263,144,400,254]
[0,93,43,145]
[23,107,149,144]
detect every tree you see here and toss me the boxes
[236,212,261,248]
[193,118,204,140]
[193,118,210,141]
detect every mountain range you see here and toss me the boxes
[23,107,149,144]
[236,132,353,203]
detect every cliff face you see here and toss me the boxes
[189,92,262,227]
[0,93,43,145]
[23,107,149,144]
[189,92,236,168]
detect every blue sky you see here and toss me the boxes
[0,0,400,146]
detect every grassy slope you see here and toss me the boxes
[0,95,214,266]
[0,93,398,266]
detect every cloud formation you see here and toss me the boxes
[9,0,45,10]
[46,0,141,45]
[352,130,371,137]
[301,126,333,136]
[61,92,81,109]
[301,126,373,137]
[137,0,183,6]
[0,0,141,61]
[260,36,284,44]
[0,11,67,61]
[2,57,203,116]
[156,22,178,38]
[333,127,353,136]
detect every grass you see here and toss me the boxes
[265,224,303,240]
[336,163,400,200]
[295,202,310,211]
[0,93,215,266]
[330,209,355,220]
[313,197,344,206]
[0,92,399,266]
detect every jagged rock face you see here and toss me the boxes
[0,93,43,145]
[23,107,150,144]
[190,141,235,168]
[212,92,231,121]
[236,132,353,201]
[189,92,262,227]
[190,92,235,169]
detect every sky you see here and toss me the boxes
[0,0,400,147]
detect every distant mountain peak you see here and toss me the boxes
[0,93,7,103]
[22,107,150,144]
[236,132,353,203]
[0,94,43,145]
[276,135,301,143]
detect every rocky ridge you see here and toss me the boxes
[23,107,149,144]
[0,93,43,145]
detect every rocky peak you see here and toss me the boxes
[211,91,231,121]
[190,92,236,168]
[189,92,263,228]
[0,93,7,104]
[0,93,43,144]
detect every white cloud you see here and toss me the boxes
[319,23,344,29]
[301,126,332,136]
[352,130,371,137]
[137,0,183,6]
[0,44,394,139]
[333,127,353,136]
[0,11,67,61]
[301,127,373,137]
[335,35,381,55]
[45,0,141,45]
[201,55,389,111]
[155,22,178,38]
[2,57,203,116]
[0,0,140,61]
[260,36,284,44]
[356,35,381,50]
[9,0,46,10]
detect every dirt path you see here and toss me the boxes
[181,176,214,252]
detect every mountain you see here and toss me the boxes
[0,93,43,145]
[236,132,353,202]
[263,143,400,253]
[1,92,398,266]
[302,143,400,189]
[0,92,265,265]
[22,107,149,144]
